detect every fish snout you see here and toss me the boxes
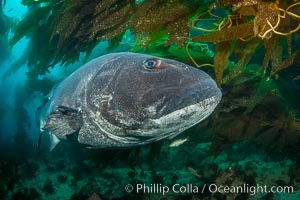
[181,67,222,107]
[158,69,221,118]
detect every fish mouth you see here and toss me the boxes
[143,82,221,140]
[158,80,222,116]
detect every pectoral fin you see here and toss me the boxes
[50,133,60,151]
[45,105,83,139]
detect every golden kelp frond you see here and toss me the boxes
[131,0,167,33]
[51,0,96,48]
[189,0,299,85]
[223,38,261,84]
[130,0,199,47]
[9,0,298,82]
[261,35,280,72]
[254,1,279,38]
[134,32,151,49]
[258,4,300,39]
[11,0,209,76]
[214,0,244,8]
[192,0,299,41]
[270,39,283,70]
[165,17,189,47]
[192,22,254,43]
[51,0,136,55]
[270,49,300,77]
[10,0,139,73]
[233,38,261,71]
[92,2,135,41]
[214,41,232,86]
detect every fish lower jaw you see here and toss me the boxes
[153,96,219,124]
[148,96,220,137]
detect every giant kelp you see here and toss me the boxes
[0,0,12,67]
[11,0,137,75]
[194,69,300,156]
[8,0,300,81]
[10,0,208,77]
[190,0,300,85]
[130,0,202,48]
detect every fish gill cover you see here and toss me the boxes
[0,0,299,199]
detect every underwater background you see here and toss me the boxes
[0,0,299,199]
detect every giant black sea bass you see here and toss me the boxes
[40,52,222,150]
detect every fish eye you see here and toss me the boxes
[143,58,161,70]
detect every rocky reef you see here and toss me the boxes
[1,137,299,199]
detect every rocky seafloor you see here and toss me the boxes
[1,138,299,200]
